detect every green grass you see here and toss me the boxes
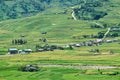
[0,66,120,80]
[0,12,119,53]
[0,46,120,80]
[0,0,120,80]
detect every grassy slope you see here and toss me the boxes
[0,52,120,80]
[0,12,103,50]
[0,0,120,80]
[0,9,120,53]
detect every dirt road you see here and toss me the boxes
[38,64,119,69]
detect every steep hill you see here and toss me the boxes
[0,0,83,20]
[0,1,120,80]
[1,0,119,21]
[0,0,120,53]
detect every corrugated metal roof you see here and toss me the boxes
[24,49,32,51]
[8,48,18,51]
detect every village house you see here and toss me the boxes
[23,49,32,53]
[8,48,18,54]
[111,27,120,32]
[36,48,44,52]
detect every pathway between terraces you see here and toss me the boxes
[71,10,77,20]
[38,64,119,69]
[102,28,111,40]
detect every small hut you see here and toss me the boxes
[23,49,32,53]
[37,49,44,52]
[8,48,18,54]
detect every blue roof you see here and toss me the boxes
[9,48,18,51]
[24,49,32,51]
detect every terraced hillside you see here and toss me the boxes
[0,0,120,53]
[0,0,120,80]
[0,0,86,20]
[1,0,120,21]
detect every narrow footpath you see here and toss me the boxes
[72,10,77,20]
[38,64,119,70]
[102,28,111,40]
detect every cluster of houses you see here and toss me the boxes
[8,44,64,54]
[8,39,120,54]
[8,48,32,54]
[69,39,120,48]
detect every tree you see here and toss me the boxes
[15,39,18,44]
[12,40,15,44]
[35,44,42,50]
[69,45,73,50]
[98,32,105,38]
[109,50,114,54]
[111,33,118,37]
[12,39,27,45]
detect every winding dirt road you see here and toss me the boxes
[72,10,77,20]
[102,28,111,40]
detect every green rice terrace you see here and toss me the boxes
[0,0,120,80]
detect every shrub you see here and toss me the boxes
[102,71,119,75]
[19,64,39,72]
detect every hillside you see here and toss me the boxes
[0,0,120,80]
[0,0,120,53]
[0,0,83,20]
[1,0,120,21]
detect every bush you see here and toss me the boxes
[19,64,39,72]
[102,71,119,75]
[97,32,105,38]
[90,24,102,28]
[111,33,119,37]
[83,35,90,38]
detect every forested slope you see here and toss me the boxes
[1,0,118,20]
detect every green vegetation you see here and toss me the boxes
[0,0,120,80]
[0,52,120,80]
[0,0,88,20]
[1,0,117,21]
[74,0,108,20]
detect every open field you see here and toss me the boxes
[0,13,120,80]
[0,11,120,54]
[0,0,120,80]
[0,51,120,80]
